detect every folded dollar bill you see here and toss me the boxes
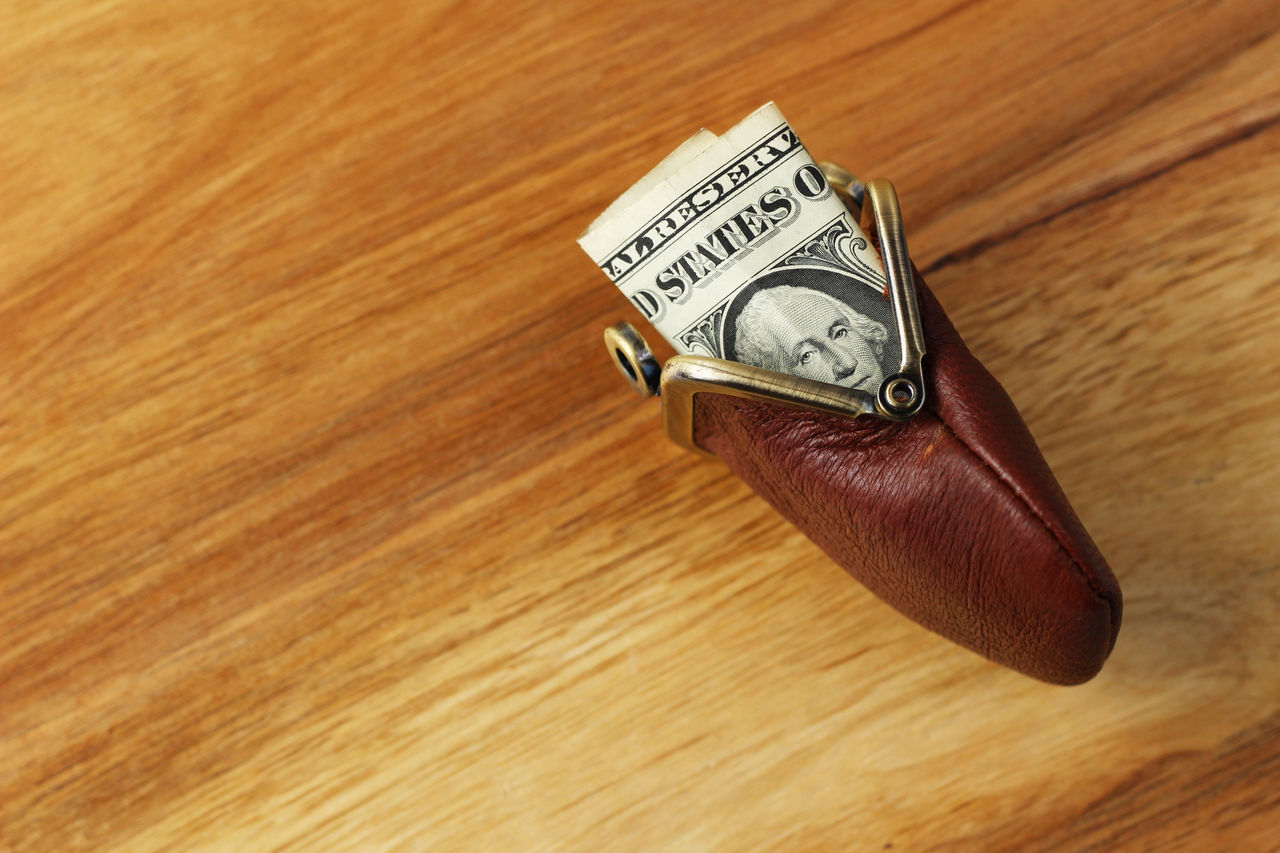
[580,103,897,396]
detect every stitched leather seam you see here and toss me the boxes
[932,412,1119,643]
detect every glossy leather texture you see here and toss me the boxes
[692,272,1122,684]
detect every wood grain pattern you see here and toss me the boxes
[3,0,1279,849]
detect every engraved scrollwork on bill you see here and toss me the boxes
[773,219,885,286]
[678,305,727,358]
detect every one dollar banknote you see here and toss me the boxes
[579,102,897,395]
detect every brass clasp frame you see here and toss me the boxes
[604,167,926,456]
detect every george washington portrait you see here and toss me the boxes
[722,266,898,394]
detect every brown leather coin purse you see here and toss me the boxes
[604,170,1122,685]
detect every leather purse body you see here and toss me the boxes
[691,270,1122,684]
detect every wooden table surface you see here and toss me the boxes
[3,1,1280,849]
